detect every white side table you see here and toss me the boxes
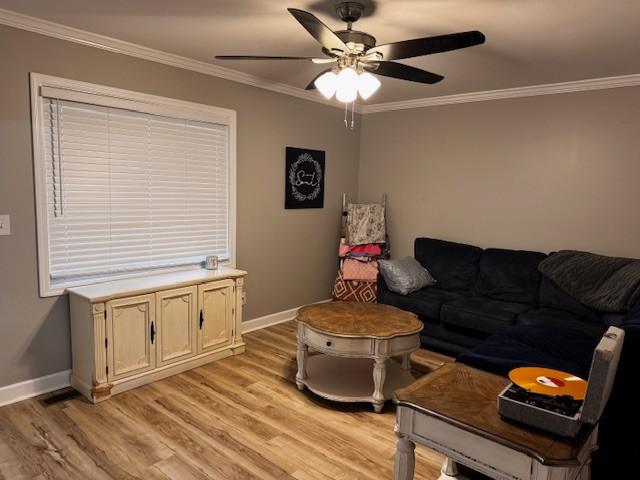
[393,363,597,480]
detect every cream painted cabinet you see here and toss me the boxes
[106,294,156,381]
[156,286,198,366]
[68,268,246,403]
[198,280,234,353]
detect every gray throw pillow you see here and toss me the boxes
[378,257,437,295]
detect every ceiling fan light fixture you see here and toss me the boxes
[335,67,359,103]
[357,71,381,100]
[314,71,338,99]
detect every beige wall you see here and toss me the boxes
[1,23,639,389]
[0,25,360,387]
[359,87,640,260]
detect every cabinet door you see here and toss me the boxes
[156,286,197,366]
[198,280,234,353]
[106,294,156,381]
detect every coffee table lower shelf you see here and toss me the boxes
[299,354,415,410]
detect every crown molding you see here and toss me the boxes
[360,74,640,113]
[2,7,638,116]
[0,7,352,110]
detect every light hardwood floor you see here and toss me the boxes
[0,320,452,480]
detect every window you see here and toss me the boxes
[31,74,236,296]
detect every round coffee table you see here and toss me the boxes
[295,301,423,413]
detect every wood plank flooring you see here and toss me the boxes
[0,320,452,480]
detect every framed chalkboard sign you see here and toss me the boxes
[285,147,325,209]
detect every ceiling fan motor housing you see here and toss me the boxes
[334,2,376,53]
[335,30,376,51]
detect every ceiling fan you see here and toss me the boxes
[215,2,486,104]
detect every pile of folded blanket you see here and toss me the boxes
[332,202,389,303]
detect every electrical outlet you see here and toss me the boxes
[0,215,10,236]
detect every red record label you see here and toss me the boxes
[536,376,565,388]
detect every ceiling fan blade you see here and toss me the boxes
[287,8,349,53]
[368,31,485,61]
[365,61,444,84]
[305,69,332,90]
[215,55,321,61]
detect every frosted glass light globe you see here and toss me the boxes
[314,71,338,99]
[335,68,359,103]
[357,71,381,100]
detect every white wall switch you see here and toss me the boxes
[0,215,10,235]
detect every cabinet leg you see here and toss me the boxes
[296,342,308,391]
[90,383,113,403]
[402,353,411,371]
[394,436,415,480]
[372,356,387,413]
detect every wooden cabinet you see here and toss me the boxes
[106,294,156,380]
[156,286,197,366]
[198,280,234,353]
[68,268,246,403]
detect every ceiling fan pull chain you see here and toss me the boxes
[351,101,355,129]
[344,102,348,128]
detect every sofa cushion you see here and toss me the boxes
[538,276,600,322]
[382,288,464,320]
[457,324,601,379]
[517,308,607,338]
[441,297,531,335]
[421,319,489,347]
[414,238,482,292]
[475,248,546,304]
[420,333,485,356]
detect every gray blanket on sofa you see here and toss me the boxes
[538,250,640,313]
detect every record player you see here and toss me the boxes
[497,326,625,437]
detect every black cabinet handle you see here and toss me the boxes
[150,322,156,344]
[326,340,332,347]
[199,310,204,329]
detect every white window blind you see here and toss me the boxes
[40,97,230,286]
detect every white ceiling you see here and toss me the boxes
[1,0,640,104]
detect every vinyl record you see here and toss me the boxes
[509,367,588,400]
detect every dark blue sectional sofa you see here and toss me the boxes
[377,237,639,476]
[378,238,624,357]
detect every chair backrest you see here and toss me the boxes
[581,326,625,424]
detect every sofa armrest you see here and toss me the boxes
[376,273,389,303]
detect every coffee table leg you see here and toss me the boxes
[372,356,386,413]
[394,436,415,480]
[439,457,460,480]
[402,353,411,371]
[296,342,308,391]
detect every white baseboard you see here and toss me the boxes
[241,298,332,334]
[0,299,332,407]
[0,369,71,407]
